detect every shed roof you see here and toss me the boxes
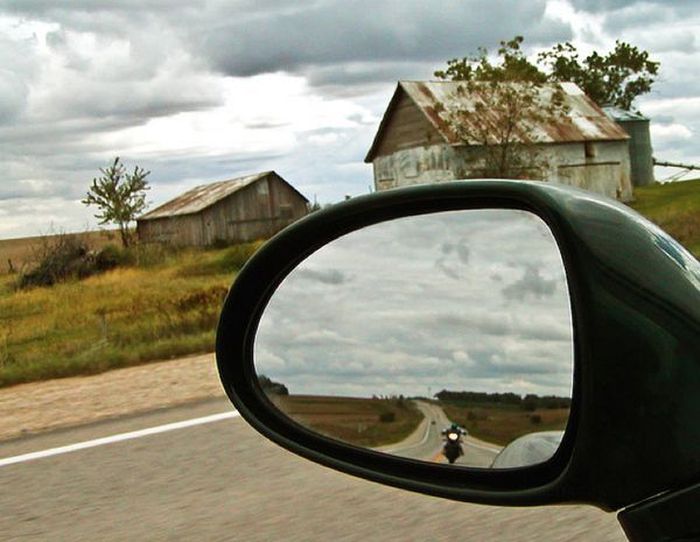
[602,106,649,122]
[365,81,629,162]
[138,171,307,221]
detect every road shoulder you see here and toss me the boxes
[0,353,224,442]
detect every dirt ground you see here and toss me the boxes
[0,353,225,442]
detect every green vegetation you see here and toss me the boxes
[436,390,570,445]
[82,157,150,247]
[440,402,569,446]
[271,395,423,448]
[436,36,659,110]
[628,179,700,258]
[0,240,263,387]
[0,179,696,389]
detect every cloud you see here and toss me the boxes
[193,1,571,85]
[502,265,559,301]
[295,268,350,285]
[0,0,698,239]
[255,210,574,399]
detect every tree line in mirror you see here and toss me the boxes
[434,390,572,411]
[259,375,570,449]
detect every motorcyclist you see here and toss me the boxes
[442,422,467,438]
[441,422,466,463]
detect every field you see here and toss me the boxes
[0,240,261,387]
[0,180,697,389]
[440,402,569,446]
[270,395,423,448]
[629,179,700,258]
[0,230,120,275]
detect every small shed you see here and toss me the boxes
[137,171,308,246]
[365,81,633,202]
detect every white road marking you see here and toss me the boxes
[0,410,240,468]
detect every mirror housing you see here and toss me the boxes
[216,180,700,511]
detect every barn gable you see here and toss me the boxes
[365,87,445,162]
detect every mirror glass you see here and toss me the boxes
[254,209,573,469]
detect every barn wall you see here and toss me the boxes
[199,174,308,245]
[373,140,633,202]
[553,140,632,201]
[374,92,442,160]
[136,213,203,246]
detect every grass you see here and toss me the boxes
[440,402,569,446]
[0,230,119,275]
[628,179,700,258]
[0,180,696,389]
[270,395,423,448]
[0,241,263,387]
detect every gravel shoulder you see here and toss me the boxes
[0,353,224,442]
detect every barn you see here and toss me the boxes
[136,171,308,246]
[365,81,634,202]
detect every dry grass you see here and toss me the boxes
[0,242,263,388]
[441,402,569,446]
[0,230,120,276]
[271,395,423,447]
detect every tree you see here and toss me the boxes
[538,40,659,110]
[82,157,150,248]
[434,37,568,179]
[437,36,659,110]
[434,36,545,84]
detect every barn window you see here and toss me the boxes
[585,141,596,158]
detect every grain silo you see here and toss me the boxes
[603,107,654,187]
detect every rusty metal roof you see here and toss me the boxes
[138,171,306,220]
[365,81,629,162]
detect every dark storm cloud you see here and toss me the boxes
[195,1,571,84]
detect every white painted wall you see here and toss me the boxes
[373,141,633,202]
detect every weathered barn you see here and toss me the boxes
[365,81,633,202]
[137,171,308,246]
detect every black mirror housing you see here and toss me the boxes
[216,180,700,512]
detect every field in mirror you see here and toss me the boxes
[254,209,573,469]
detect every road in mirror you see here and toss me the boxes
[254,209,573,469]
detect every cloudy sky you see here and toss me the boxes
[255,209,574,399]
[1,1,698,239]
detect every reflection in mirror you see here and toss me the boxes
[254,209,573,469]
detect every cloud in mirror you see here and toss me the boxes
[254,209,573,469]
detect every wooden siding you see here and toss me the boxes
[374,92,441,161]
[199,173,308,245]
[137,213,203,246]
[137,172,308,246]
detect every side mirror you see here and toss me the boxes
[216,181,700,541]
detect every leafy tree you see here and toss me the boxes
[434,36,545,83]
[434,37,568,179]
[538,41,659,110]
[82,157,150,248]
[437,36,659,110]
[433,37,659,178]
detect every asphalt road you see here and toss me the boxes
[0,399,627,541]
[382,401,501,467]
